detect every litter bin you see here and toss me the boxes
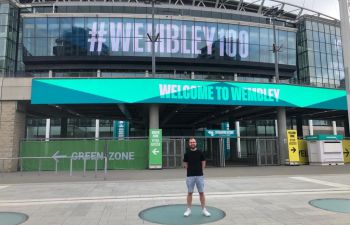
[305,134,344,165]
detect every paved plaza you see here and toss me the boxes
[1,166,350,225]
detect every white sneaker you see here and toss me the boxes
[202,208,211,217]
[184,208,191,217]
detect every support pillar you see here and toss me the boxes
[95,119,100,140]
[308,120,314,135]
[0,101,26,172]
[149,104,159,129]
[333,121,337,135]
[277,107,287,165]
[296,117,303,138]
[235,121,241,158]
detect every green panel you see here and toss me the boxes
[149,129,162,169]
[20,139,148,171]
[305,134,344,141]
[32,78,347,110]
[204,129,237,138]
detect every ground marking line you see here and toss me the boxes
[1,188,350,207]
[290,176,349,188]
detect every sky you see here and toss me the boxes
[281,0,340,19]
[284,0,339,19]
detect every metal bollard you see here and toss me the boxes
[38,158,41,176]
[20,158,23,176]
[94,158,98,178]
[83,158,86,177]
[104,156,107,180]
[70,158,73,176]
[55,159,58,175]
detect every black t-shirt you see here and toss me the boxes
[183,149,205,177]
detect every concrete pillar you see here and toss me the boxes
[277,107,288,165]
[149,104,159,129]
[45,119,50,141]
[234,73,238,81]
[0,101,26,172]
[345,118,350,137]
[333,121,337,135]
[308,120,314,135]
[235,121,241,158]
[296,117,303,138]
[60,117,67,138]
[190,72,195,79]
[95,119,100,140]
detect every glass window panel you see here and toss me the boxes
[287,49,296,65]
[309,66,316,77]
[249,44,259,62]
[320,42,326,53]
[278,30,287,48]
[314,52,321,66]
[312,21,318,31]
[48,18,59,37]
[313,41,320,52]
[72,17,85,37]
[316,67,322,77]
[306,21,312,30]
[336,27,341,36]
[249,27,259,45]
[308,50,314,67]
[318,23,324,33]
[320,53,327,67]
[0,14,8,26]
[324,24,330,33]
[34,38,48,56]
[319,32,325,43]
[260,45,270,63]
[325,33,331,43]
[23,18,34,37]
[35,17,47,37]
[288,32,296,49]
[312,31,319,42]
[23,37,34,56]
[260,28,269,46]
[59,17,72,38]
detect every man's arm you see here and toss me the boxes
[183,162,188,169]
[201,160,206,170]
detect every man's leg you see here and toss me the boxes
[187,192,193,208]
[199,192,205,208]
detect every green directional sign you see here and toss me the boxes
[149,129,162,169]
[32,78,347,110]
[305,134,344,141]
[205,129,237,138]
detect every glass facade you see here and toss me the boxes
[0,2,19,75]
[297,17,345,88]
[22,17,296,66]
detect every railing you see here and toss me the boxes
[0,156,108,179]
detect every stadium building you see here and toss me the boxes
[0,0,348,171]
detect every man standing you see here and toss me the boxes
[183,137,211,217]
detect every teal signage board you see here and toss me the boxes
[32,78,347,110]
[305,134,344,141]
[149,129,162,169]
[205,129,237,138]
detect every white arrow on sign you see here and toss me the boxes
[152,148,160,155]
[52,151,67,161]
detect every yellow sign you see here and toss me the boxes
[298,140,308,164]
[342,140,350,163]
[287,130,299,164]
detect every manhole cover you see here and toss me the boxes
[0,212,28,225]
[139,204,225,225]
[309,198,350,213]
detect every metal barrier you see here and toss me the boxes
[0,156,108,179]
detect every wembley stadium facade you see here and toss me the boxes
[0,0,348,170]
